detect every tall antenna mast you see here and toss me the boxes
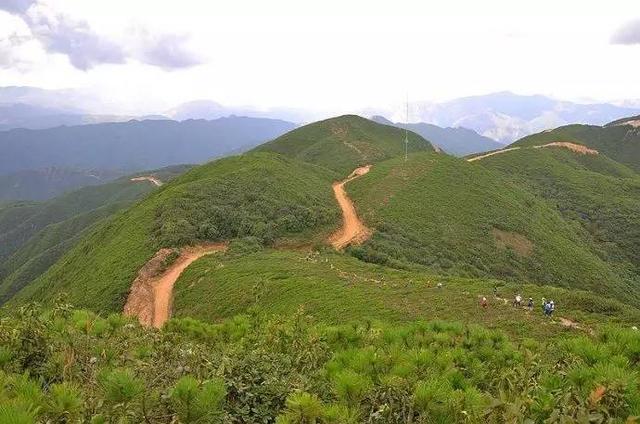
[404,94,409,161]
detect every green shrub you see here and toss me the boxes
[45,382,83,421]
[332,370,372,405]
[98,369,143,404]
[170,376,226,423]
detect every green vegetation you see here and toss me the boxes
[512,123,640,171]
[2,302,640,422]
[172,248,640,339]
[478,147,640,289]
[256,115,433,175]
[3,114,640,422]
[0,165,191,305]
[8,116,640,313]
[344,152,640,305]
[0,177,152,264]
[14,153,340,313]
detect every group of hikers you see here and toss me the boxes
[479,285,556,317]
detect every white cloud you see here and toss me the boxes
[0,11,45,70]
[611,18,640,45]
[0,0,204,70]
[0,0,639,114]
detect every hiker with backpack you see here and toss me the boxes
[513,294,522,307]
[527,297,534,311]
[481,296,488,309]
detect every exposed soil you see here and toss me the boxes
[329,166,372,249]
[534,142,599,155]
[492,228,534,257]
[468,141,598,163]
[124,165,372,327]
[466,147,521,162]
[124,243,227,328]
[615,119,640,128]
[559,317,580,329]
[131,176,163,187]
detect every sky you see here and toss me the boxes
[0,0,639,114]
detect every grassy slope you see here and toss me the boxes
[344,152,640,305]
[256,115,433,175]
[0,166,192,304]
[14,152,341,313]
[172,248,640,339]
[477,147,640,283]
[0,203,126,302]
[512,123,640,171]
[0,178,153,264]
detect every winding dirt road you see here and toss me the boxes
[125,165,372,327]
[124,243,227,328]
[329,166,372,249]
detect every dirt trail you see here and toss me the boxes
[124,243,227,328]
[131,176,163,187]
[468,141,599,163]
[125,165,371,327]
[329,166,372,249]
[466,147,521,162]
[534,142,599,155]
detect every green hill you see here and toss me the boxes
[512,121,640,171]
[4,115,640,422]
[9,116,431,311]
[12,152,341,312]
[9,115,640,311]
[256,115,434,175]
[0,167,125,201]
[344,152,640,305]
[475,147,640,285]
[172,248,640,337]
[0,165,191,304]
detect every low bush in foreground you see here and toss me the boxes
[1,302,640,422]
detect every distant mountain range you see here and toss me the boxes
[3,86,640,146]
[0,117,297,177]
[370,116,503,156]
[0,103,150,132]
[399,92,640,143]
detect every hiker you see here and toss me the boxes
[541,298,547,314]
[513,294,522,307]
[549,301,555,317]
[437,282,443,289]
[543,302,551,316]
[493,284,498,297]
[481,296,488,309]
[527,297,534,311]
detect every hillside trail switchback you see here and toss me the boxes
[329,165,372,249]
[124,166,372,327]
[124,243,227,328]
